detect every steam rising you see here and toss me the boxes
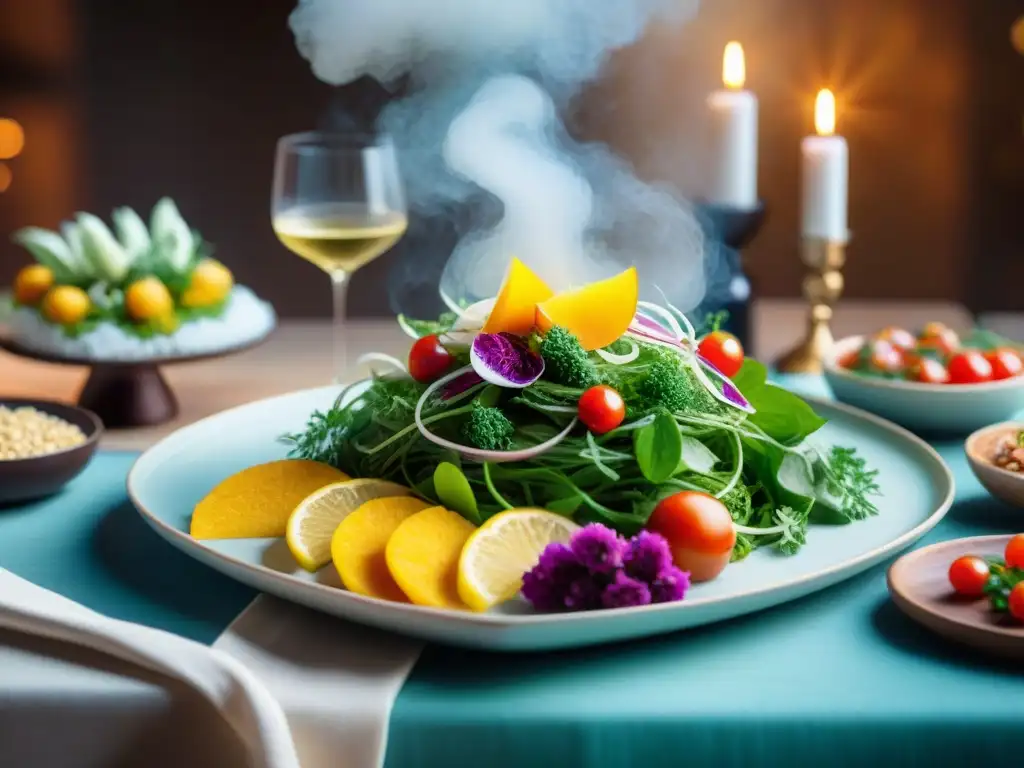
[289,0,710,312]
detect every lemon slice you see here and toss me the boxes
[286,479,411,571]
[457,509,580,612]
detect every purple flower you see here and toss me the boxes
[521,543,586,612]
[570,524,626,575]
[601,571,652,609]
[623,530,673,582]
[564,576,604,611]
[650,566,690,604]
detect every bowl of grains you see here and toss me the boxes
[0,399,103,504]
[966,421,1024,508]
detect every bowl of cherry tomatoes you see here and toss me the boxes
[824,322,1024,434]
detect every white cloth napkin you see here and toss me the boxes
[0,568,299,767]
[214,595,424,768]
[0,569,424,768]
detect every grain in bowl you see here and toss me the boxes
[0,405,88,460]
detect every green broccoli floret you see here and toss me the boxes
[636,356,724,415]
[463,402,515,450]
[539,326,598,388]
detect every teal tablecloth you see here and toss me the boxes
[2,376,1024,767]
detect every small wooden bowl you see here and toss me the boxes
[0,398,103,504]
[965,421,1024,508]
[888,535,1024,659]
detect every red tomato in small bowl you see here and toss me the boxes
[646,491,736,583]
[697,331,744,378]
[875,326,916,350]
[984,348,1023,381]
[917,323,960,356]
[1009,583,1024,622]
[947,350,993,384]
[867,340,905,374]
[578,385,625,435]
[904,356,949,384]
[1005,534,1024,570]
[948,555,990,597]
[408,335,455,383]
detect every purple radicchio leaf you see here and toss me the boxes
[697,353,755,413]
[440,370,485,400]
[470,332,545,388]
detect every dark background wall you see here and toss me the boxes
[1,0,1022,317]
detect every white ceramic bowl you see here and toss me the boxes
[823,335,1024,435]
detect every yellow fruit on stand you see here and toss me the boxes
[125,277,174,322]
[13,265,55,305]
[190,459,349,539]
[180,258,234,308]
[386,506,476,610]
[332,496,433,601]
[41,285,91,325]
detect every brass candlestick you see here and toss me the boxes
[776,237,847,374]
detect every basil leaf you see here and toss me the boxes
[633,411,683,484]
[677,435,718,474]
[733,359,826,446]
[433,462,480,524]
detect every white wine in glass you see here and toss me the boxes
[272,132,407,383]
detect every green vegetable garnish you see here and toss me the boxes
[282,318,881,554]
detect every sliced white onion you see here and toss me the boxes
[397,315,422,340]
[687,355,752,413]
[638,300,685,342]
[439,287,465,318]
[414,366,578,463]
[356,352,409,376]
[595,339,640,365]
[653,286,697,344]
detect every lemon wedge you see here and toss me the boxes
[457,509,580,612]
[286,479,412,571]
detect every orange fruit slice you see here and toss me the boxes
[481,257,554,336]
[535,267,639,351]
[331,496,433,601]
[190,459,348,539]
[385,506,476,610]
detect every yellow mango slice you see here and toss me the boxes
[385,506,476,610]
[481,257,554,336]
[190,459,348,539]
[331,496,433,602]
[535,267,639,351]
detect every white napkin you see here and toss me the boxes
[0,568,300,768]
[214,595,424,768]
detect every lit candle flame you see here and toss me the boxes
[814,89,836,136]
[722,42,745,90]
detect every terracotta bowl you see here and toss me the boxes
[965,421,1024,508]
[0,398,103,505]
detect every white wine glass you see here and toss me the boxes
[272,131,407,383]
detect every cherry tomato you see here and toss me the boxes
[984,348,1023,381]
[875,326,916,350]
[1009,583,1024,623]
[1005,534,1024,570]
[867,340,904,374]
[916,323,960,356]
[578,385,626,435]
[904,356,949,384]
[838,347,862,370]
[947,350,993,384]
[646,491,736,583]
[697,331,744,378]
[408,334,455,383]
[948,555,990,597]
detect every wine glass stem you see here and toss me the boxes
[330,271,350,384]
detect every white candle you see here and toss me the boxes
[801,89,849,241]
[705,42,758,209]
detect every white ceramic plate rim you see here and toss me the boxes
[127,385,955,628]
[825,335,1024,393]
